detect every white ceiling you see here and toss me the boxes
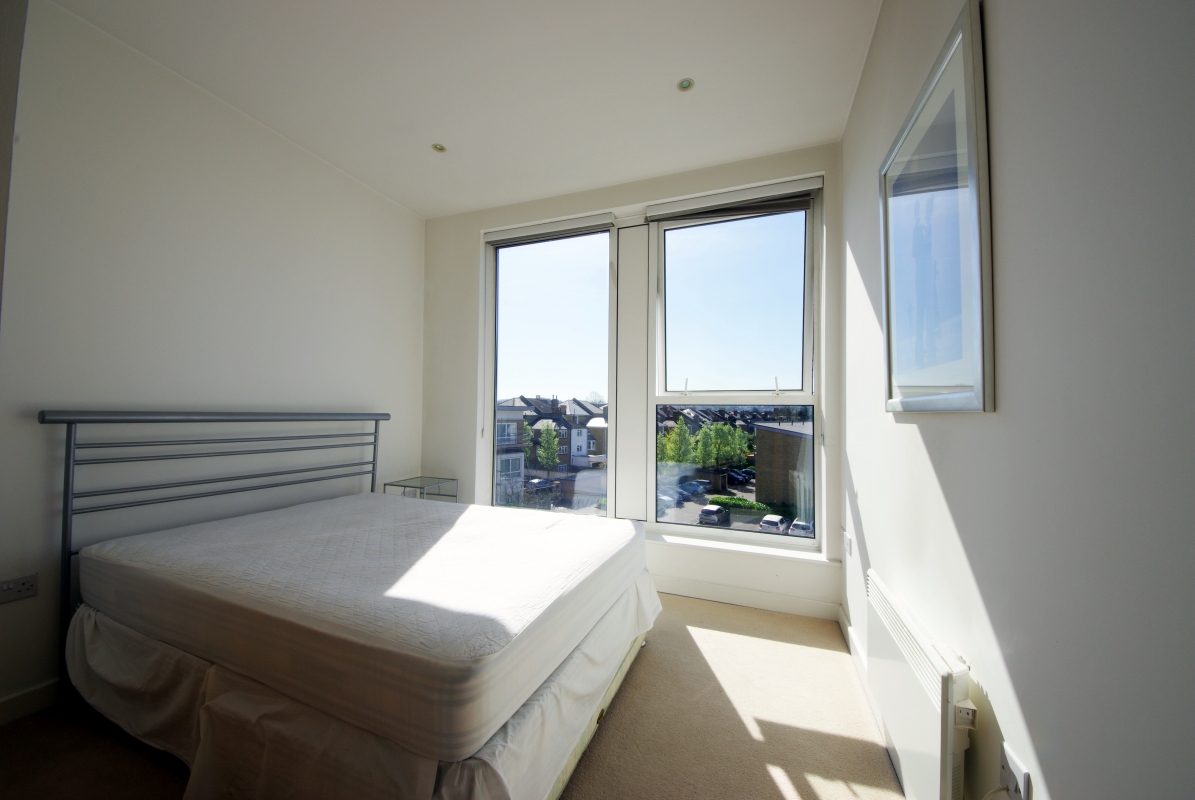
[56,0,880,218]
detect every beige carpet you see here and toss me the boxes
[561,593,904,800]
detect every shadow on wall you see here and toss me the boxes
[843,455,872,575]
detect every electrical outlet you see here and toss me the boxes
[954,700,977,729]
[1001,743,1032,800]
[0,573,38,605]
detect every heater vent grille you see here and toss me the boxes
[867,572,942,711]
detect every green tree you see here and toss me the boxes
[732,427,751,467]
[521,420,535,464]
[656,432,668,462]
[694,425,715,468]
[664,423,695,465]
[694,423,739,469]
[538,424,560,472]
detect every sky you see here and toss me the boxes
[494,213,808,403]
[664,211,805,391]
[495,231,609,402]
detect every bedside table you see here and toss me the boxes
[383,476,458,502]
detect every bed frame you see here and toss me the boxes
[38,410,391,662]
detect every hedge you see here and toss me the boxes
[707,495,771,512]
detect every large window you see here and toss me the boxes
[482,183,821,546]
[651,198,818,542]
[492,231,609,514]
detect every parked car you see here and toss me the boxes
[726,470,747,485]
[741,468,755,478]
[691,479,712,493]
[678,481,705,496]
[698,505,730,525]
[787,520,814,538]
[657,494,677,515]
[668,486,695,502]
[525,478,552,491]
[758,515,791,534]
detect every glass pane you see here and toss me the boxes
[884,38,975,399]
[655,405,814,538]
[494,232,609,515]
[663,211,806,392]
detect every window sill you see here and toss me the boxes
[644,528,839,566]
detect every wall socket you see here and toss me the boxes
[0,573,38,604]
[1001,743,1033,800]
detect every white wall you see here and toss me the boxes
[423,143,845,618]
[0,0,424,722]
[840,1,1195,798]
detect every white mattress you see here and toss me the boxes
[78,493,646,761]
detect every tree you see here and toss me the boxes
[656,432,668,462]
[538,424,560,472]
[664,423,695,465]
[732,427,751,467]
[521,420,535,464]
[694,425,715,468]
[586,391,606,405]
[694,423,738,469]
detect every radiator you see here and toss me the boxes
[867,569,972,800]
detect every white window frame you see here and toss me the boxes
[473,180,827,554]
[645,187,824,551]
[475,214,617,507]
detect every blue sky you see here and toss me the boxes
[664,211,805,391]
[495,232,609,402]
[494,213,807,402]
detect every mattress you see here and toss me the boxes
[66,571,662,800]
[78,493,646,761]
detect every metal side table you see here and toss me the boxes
[383,476,458,502]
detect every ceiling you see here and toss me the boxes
[56,0,880,218]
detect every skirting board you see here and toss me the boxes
[0,678,58,726]
[844,624,885,735]
[653,574,841,620]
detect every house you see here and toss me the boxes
[493,397,533,504]
[0,2,1192,798]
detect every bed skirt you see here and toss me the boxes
[66,569,661,800]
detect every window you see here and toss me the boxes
[655,405,814,537]
[650,191,819,543]
[492,231,610,514]
[495,422,518,445]
[663,211,808,392]
[482,185,820,543]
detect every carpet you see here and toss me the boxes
[560,593,904,800]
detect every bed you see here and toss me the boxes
[41,411,660,800]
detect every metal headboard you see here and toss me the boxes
[38,410,391,658]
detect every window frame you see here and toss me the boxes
[476,217,617,509]
[655,208,816,395]
[645,190,823,551]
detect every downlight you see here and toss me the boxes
[431,143,446,152]
[677,78,694,91]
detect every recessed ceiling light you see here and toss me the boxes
[432,143,446,152]
[677,78,694,91]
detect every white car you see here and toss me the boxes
[787,520,814,538]
[758,514,791,534]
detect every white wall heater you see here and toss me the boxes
[867,569,973,800]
